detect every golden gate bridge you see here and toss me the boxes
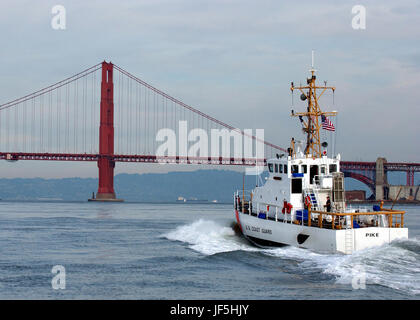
[0,61,418,201]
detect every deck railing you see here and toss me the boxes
[309,207,405,229]
[234,192,405,230]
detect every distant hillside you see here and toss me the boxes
[0,170,265,203]
[0,170,413,202]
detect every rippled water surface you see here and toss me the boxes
[0,201,419,299]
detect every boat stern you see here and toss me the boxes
[335,226,409,254]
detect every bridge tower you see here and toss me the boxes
[375,157,388,200]
[89,61,122,202]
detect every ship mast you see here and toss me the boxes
[290,51,336,158]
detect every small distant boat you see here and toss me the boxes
[177,196,208,203]
[234,56,408,254]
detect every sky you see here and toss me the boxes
[0,0,419,178]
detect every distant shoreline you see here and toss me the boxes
[0,199,232,205]
[0,199,418,207]
[347,199,420,206]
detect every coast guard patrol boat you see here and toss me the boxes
[234,60,408,254]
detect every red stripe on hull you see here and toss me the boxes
[234,210,243,232]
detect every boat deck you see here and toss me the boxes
[235,197,405,230]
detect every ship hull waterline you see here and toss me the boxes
[235,210,408,254]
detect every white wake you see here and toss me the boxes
[164,219,420,295]
[163,219,258,255]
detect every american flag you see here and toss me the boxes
[321,115,335,131]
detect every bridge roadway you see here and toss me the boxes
[1,152,418,201]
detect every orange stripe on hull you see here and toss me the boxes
[235,210,243,232]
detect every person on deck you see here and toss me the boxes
[325,196,331,212]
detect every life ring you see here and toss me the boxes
[304,196,311,207]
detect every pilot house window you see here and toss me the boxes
[275,164,278,173]
[329,164,337,173]
[268,163,273,172]
[310,165,318,184]
[292,165,299,173]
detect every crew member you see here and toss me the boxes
[325,196,331,212]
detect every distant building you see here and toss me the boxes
[345,190,366,201]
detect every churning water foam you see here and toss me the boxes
[164,219,420,295]
[164,219,260,255]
